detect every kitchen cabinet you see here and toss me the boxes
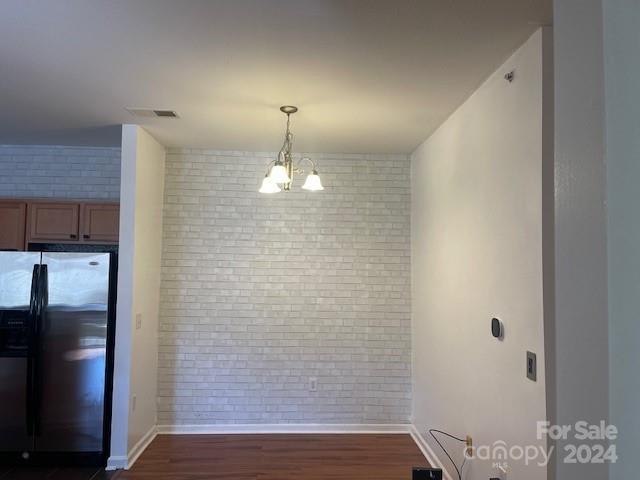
[81,203,119,242]
[28,202,80,242]
[1,199,119,248]
[0,201,27,250]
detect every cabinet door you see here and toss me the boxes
[0,202,27,250]
[81,203,119,243]
[28,202,80,242]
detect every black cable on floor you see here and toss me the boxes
[428,428,467,480]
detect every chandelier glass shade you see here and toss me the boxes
[301,171,324,191]
[258,174,281,194]
[268,163,291,184]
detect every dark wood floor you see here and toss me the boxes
[118,434,428,480]
[1,434,428,480]
[0,466,117,480]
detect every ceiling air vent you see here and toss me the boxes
[126,108,180,118]
[153,109,179,118]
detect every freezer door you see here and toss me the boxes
[36,253,110,452]
[0,252,41,310]
[0,357,30,451]
[0,252,41,452]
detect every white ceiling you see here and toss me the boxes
[0,0,551,153]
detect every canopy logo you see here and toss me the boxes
[537,421,618,465]
[462,421,618,470]
[465,440,552,468]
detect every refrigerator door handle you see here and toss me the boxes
[33,264,48,437]
[25,264,40,437]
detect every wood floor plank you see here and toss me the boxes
[47,467,104,480]
[0,467,59,480]
[89,470,121,480]
[115,434,429,480]
[0,466,120,480]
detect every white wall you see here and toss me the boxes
[604,1,640,478]
[411,30,550,480]
[553,1,609,479]
[158,149,412,426]
[0,145,120,199]
[109,125,165,468]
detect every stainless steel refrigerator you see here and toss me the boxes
[0,251,116,465]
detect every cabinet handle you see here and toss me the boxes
[69,234,77,239]
[83,234,91,239]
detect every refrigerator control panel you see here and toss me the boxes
[0,310,29,357]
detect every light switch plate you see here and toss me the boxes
[527,351,537,381]
[136,313,142,330]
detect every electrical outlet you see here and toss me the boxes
[309,377,318,392]
[465,435,473,457]
[136,313,142,330]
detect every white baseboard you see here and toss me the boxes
[409,425,453,480]
[106,425,157,471]
[105,455,127,471]
[127,424,158,469]
[157,423,412,435]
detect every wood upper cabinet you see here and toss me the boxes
[28,202,80,242]
[2,199,119,247]
[81,203,119,242]
[0,201,27,250]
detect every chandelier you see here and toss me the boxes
[259,106,324,193]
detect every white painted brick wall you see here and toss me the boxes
[0,145,121,199]
[159,148,412,425]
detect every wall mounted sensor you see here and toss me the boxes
[491,317,504,339]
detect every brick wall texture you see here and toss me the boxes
[0,145,121,199]
[158,148,412,425]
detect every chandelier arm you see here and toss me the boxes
[278,138,288,159]
[264,159,277,176]
[296,156,317,173]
